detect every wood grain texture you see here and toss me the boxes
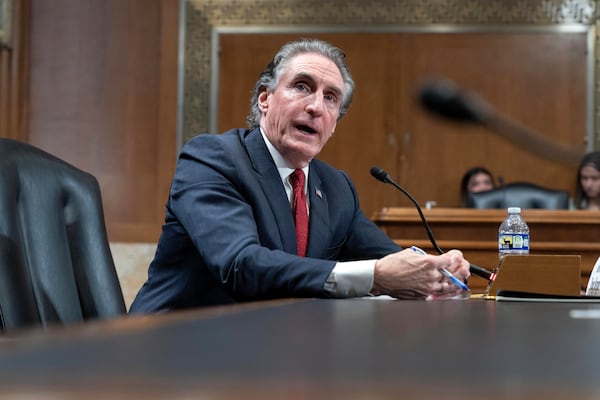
[25,0,179,242]
[0,0,28,141]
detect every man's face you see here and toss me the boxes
[258,53,345,168]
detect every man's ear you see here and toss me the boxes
[258,90,269,112]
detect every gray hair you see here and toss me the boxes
[246,38,355,129]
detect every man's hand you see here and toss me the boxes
[371,248,471,300]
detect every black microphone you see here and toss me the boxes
[370,166,493,281]
[418,78,582,167]
[418,78,491,123]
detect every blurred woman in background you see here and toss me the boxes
[574,151,600,210]
[460,166,496,207]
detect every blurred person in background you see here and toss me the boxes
[460,166,496,207]
[574,151,600,210]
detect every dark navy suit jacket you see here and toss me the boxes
[129,128,401,313]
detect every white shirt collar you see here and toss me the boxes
[260,129,309,184]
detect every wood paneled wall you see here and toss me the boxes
[0,0,28,141]
[0,3,591,243]
[6,0,180,242]
[217,32,588,218]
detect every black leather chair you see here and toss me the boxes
[465,182,570,210]
[0,138,126,333]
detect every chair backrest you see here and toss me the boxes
[0,138,126,333]
[465,181,570,210]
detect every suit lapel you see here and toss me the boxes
[306,169,330,257]
[243,129,298,254]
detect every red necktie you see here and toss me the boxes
[290,169,308,257]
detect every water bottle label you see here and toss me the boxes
[498,233,529,251]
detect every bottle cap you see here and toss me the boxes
[507,207,521,214]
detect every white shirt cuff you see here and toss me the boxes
[323,260,376,297]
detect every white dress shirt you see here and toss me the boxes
[260,130,376,297]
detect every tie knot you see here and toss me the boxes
[290,169,305,190]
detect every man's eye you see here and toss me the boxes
[295,83,308,91]
[325,94,338,103]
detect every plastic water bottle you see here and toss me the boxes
[498,207,529,260]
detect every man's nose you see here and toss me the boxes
[305,93,325,115]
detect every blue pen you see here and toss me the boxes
[410,246,470,292]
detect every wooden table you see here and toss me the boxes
[1,298,600,399]
[372,207,600,290]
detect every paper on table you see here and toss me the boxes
[585,256,600,296]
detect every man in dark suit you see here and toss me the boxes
[129,39,471,313]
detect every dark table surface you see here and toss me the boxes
[1,297,599,399]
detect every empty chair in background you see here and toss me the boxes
[465,181,569,210]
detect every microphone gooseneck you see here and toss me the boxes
[370,167,443,255]
[370,166,493,281]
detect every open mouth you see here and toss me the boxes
[296,124,317,135]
